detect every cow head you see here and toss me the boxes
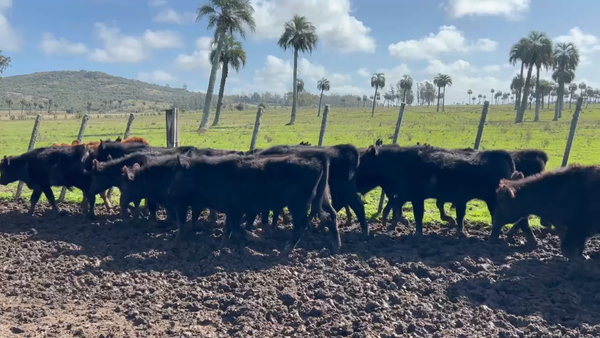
[375,139,383,147]
[0,155,21,185]
[115,137,122,142]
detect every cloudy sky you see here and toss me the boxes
[1,0,599,103]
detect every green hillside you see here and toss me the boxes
[0,70,205,112]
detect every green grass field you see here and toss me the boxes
[1,103,599,227]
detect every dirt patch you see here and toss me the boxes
[0,201,599,337]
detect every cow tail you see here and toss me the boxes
[309,155,330,220]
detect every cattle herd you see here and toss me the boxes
[0,137,598,260]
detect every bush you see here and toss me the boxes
[235,103,245,111]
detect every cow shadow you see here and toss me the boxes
[0,201,527,280]
[446,255,600,328]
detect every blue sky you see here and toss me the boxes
[1,0,600,103]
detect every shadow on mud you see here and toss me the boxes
[446,256,600,327]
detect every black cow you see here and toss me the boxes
[357,144,516,237]
[251,144,365,237]
[0,145,97,218]
[492,165,600,260]
[168,153,339,253]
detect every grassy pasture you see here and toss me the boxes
[1,103,599,227]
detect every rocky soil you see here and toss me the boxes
[0,201,599,337]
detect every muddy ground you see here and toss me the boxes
[0,201,599,338]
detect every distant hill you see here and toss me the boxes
[0,70,205,112]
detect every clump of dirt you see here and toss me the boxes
[0,201,599,337]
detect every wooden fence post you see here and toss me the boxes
[249,106,264,151]
[376,103,406,216]
[165,108,179,148]
[58,114,90,202]
[561,97,583,167]
[473,101,490,150]
[15,115,42,200]
[123,113,136,139]
[318,105,330,146]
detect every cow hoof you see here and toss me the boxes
[282,243,295,256]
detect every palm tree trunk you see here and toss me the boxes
[554,80,563,121]
[199,29,225,130]
[568,92,572,109]
[317,89,324,117]
[534,66,541,122]
[442,86,446,112]
[403,90,407,103]
[371,87,378,117]
[468,94,470,104]
[517,63,534,123]
[436,86,441,112]
[212,62,228,127]
[289,48,299,125]
[515,62,525,113]
[8,105,11,117]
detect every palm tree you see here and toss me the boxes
[317,78,330,117]
[434,73,452,112]
[490,88,495,105]
[467,89,472,105]
[5,97,13,117]
[278,15,318,125]
[587,87,596,107]
[579,82,587,97]
[472,97,476,104]
[516,31,553,123]
[362,94,367,107]
[399,74,413,104]
[209,34,246,126]
[494,91,502,105]
[86,101,92,114]
[478,94,483,104]
[118,100,123,110]
[33,101,38,113]
[54,103,58,113]
[510,75,524,111]
[356,96,361,107]
[539,80,553,110]
[568,83,578,109]
[509,38,529,114]
[502,92,510,104]
[552,42,579,120]
[197,0,256,131]
[19,99,26,116]
[370,73,385,117]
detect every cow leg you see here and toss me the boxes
[190,206,202,231]
[322,201,341,253]
[42,187,59,215]
[344,206,353,227]
[80,196,89,213]
[175,204,189,241]
[560,226,590,260]
[506,218,537,247]
[28,189,43,217]
[436,200,457,227]
[147,201,158,223]
[412,199,425,236]
[100,191,112,213]
[84,192,96,220]
[283,207,309,255]
[382,198,393,229]
[455,203,467,238]
[345,194,369,239]
[209,209,218,227]
[281,209,291,225]
[131,200,142,221]
[261,210,270,230]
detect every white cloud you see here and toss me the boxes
[388,26,497,60]
[252,55,353,94]
[89,23,182,63]
[154,8,196,25]
[40,33,87,55]
[447,0,530,19]
[357,68,370,78]
[0,0,21,52]
[138,70,176,83]
[142,29,183,48]
[555,27,600,66]
[424,59,503,75]
[373,64,412,88]
[173,37,213,71]
[148,0,166,6]
[250,0,376,53]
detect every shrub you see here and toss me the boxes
[235,103,245,111]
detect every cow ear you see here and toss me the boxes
[121,165,128,175]
[510,171,524,180]
[115,137,122,142]
[100,141,106,149]
[133,163,141,170]
[92,159,99,169]
[107,155,113,161]
[367,145,379,156]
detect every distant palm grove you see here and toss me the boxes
[0,1,591,129]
